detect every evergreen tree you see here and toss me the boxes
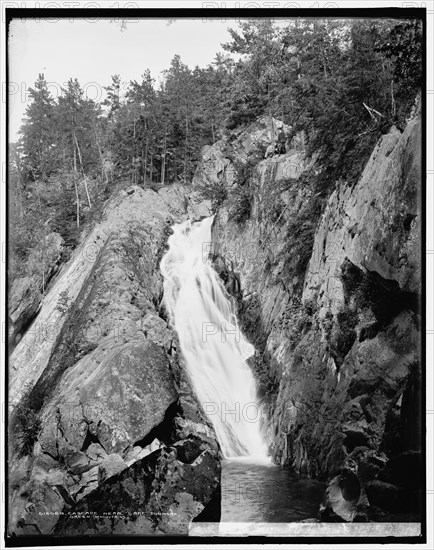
[19,74,56,181]
[103,74,122,119]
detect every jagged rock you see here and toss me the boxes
[98,454,127,483]
[231,115,292,163]
[123,438,164,467]
[58,446,100,475]
[320,470,361,522]
[54,446,220,535]
[71,466,100,501]
[13,481,65,535]
[353,448,388,484]
[320,448,387,522]
[85,443,108,463]
[193,143,238,190]
[123,445,148,465]
[30,454,64,486]
[149,438,164,453]
[192,116,297,195]
[173,436,209,464]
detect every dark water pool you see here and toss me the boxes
[221,457,325,523]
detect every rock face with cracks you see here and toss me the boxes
[8,184,218,536]
[203,107,422,522]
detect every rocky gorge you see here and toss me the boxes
[8,101,422,535]
[207,106,422,522]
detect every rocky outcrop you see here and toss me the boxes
[192,116,300,195]
[9,232,64,348]
[205,108,421,521]
[53,446,219,535]
[8,185,219,536]
[9,277,41,345]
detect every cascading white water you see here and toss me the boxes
[160,216,268,459]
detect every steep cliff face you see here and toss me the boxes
[9,102,422,530]
[204,109,422,520]
[9,232,64,350]
[8,185,217,536]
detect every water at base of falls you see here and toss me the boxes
[221,458,325,523]
[160,216,268,460]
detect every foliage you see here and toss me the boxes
[11,19,422,291]
[330,309,359,366]
[196,179,228,212]
[12,384,44,457]
[19,74,57,181]
[227,184,252,224]
[223,18,422,191]
[222,20,281,130]
[376,19,422,90]
[55,290,71,315]
[286,296,316,350]
[278,186,324,291]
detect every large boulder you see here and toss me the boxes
[38,339,178,455]
[54,447,220,535]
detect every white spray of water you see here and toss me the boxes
[160,216,269,459]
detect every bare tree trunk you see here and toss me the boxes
[36,188,46,293]
[268,82,274,143]
[161,132,167,185]
[184,110,188,182]
[42,221,46,294]
[94,125,108,185]
[144,137,149,185]
[391,79,396,119]
[73,148,80,228]
[73,132,92,208]
[16,161,24,217]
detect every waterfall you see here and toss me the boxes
[160,216,268,459]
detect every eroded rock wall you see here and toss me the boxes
[207,110,422,520]
[8,185,218,536]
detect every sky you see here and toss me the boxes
[8,17,240,141]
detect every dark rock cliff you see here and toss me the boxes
[203,109,422,521]
[8,185,218,536]
[8,102,422,531]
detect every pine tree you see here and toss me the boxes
[19,74,56,181]
[103,74,122,119]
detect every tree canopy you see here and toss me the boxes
[11,17,422,285]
